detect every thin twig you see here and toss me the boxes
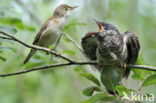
[63,32,96,70]
[127,64,156,72]
[50,33,63,60]
[0,30,74,63]
[0,36,13,40]
[0,62,156,77]
[0,63,70,77]
[0,61,96,77]
[63,33,84,54]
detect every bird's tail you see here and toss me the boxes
[23,49,36,64]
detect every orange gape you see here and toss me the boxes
[97,22,103,32]
[94,19,103,32]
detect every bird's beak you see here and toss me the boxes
[70,6,78,10]
[94,19,103,32]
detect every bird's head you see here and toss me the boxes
[94,19,120,39]
[54,4,78,18]
[94,19,107,41]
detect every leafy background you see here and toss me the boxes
[0,0,156,103]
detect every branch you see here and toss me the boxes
[63,32,97,70]
[127,64,156,72]
[0,30,156,78]
[50,33,63,60]
[0,30,74,63]
[63,33,84,54]
[0,62,156,77]
[0,36,13,40]
[0,61,97,77]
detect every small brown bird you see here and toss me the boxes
[23,4,78,64]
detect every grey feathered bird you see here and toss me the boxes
[81,20,140,94]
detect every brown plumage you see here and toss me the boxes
[23,4,78,64]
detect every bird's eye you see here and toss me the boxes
[65,8,68,11]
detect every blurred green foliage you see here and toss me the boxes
[0,0,156,103]
[81,93,116,103]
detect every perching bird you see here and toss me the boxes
[81,20,140,94]
[23,4,78,64]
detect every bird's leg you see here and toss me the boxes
[46,45,58,54]
[46,45,54,54]
[54,50,61,57]
[53,33,63,50]
[46,46,52,55]
[47,48,61,57]
[121,62,126,70]
[50,34,63,60]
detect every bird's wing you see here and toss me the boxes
[81,32,99,60]
[33,17,53,45]
[81,22,120,61]
[123,31,141,78]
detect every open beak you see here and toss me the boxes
[71,6,78,10]
[94,19,103,32]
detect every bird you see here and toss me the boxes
[81,20,140,95]
[23,4,78,64]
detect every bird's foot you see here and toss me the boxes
[47,48,55,55]
[121,63,126,70]
[48,48,61,57]
[55,51,61,57]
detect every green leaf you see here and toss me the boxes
[142,74,156,87]
[63,22,86,30]
[100,66,121,91]
[63,50,75,55]
[132,69,144,81]
[0,17,21,25]
[81,93,116,103]
[74,66,86,74]
[115,85,133,96]
[83,86,101,96]
[0,56,6,61]
[0,17,35,31]
[48,45,54,49]
[81,73,101,87]
[16,22,36,31]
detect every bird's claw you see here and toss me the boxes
[121,63,126,70]
[47,48,53,55]
[47,48,61,58]
[55,51,61,57]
